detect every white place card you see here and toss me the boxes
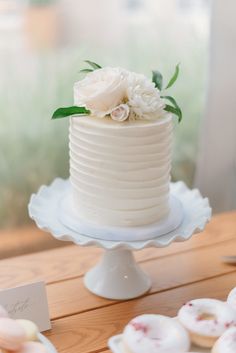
[0,281,51,332]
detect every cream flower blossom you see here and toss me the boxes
[74,67,127,118]
[110,104,129,122]
[126,72,166,120]
[73,67,167,121]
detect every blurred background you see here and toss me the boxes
[0,0,235,257]
[0,0,210,228]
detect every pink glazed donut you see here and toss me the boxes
[212,327,236,353]
[123,314,190,353]
[227,287,236,311]
[178,299,236,348]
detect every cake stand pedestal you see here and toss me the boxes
[28,179,211,300]
[84,249,151,299]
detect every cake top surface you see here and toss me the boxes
[71,113,172,129]
[52,60,182,124]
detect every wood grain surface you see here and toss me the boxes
[0,225,66,259]
[0,211,235,353]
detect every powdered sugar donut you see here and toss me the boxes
[212,327,236,353]
[123,314,190,353]
[227,287,236,311]
[0,317,26,350]
[178,299,236,348]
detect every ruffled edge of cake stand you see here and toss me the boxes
[28,178,211,250]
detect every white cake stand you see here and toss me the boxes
[28,179,211,300]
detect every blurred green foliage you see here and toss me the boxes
[29,0,56,5]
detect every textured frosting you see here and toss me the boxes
[69,114,173,227]
[123,314,190,353]
[178,299,236,337]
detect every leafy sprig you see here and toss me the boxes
[52,106,90,120]
[79,68,94,73]
[166,63,180,89]
[79,60,102,73]
[152,70,163,90]
[162,95,182,123]
[152,63,182,122]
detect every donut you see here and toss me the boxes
[16,320,39,341]
[122,314,190,353]
[178,299,236,348]
[227,287,236,311]
[212,327,236,353]
[0,317,26,350]
[14,341,48,353]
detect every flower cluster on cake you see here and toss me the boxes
[52,61,182,227]
[53,60,181,123]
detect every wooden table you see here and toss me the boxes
[0,211,236,353]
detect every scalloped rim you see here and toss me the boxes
[28,178,211,250]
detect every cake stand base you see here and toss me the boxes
[84,249,151,300]
[29,179,212,300]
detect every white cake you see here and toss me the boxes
[50,63,182,228]
[69,114,173,227]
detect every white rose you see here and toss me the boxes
[74,67,127,118]
[110,104,130,122]
[127,72,166,120]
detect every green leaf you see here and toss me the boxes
[52,106,90,120]
[84,60,102,70]
[165,63,180,89]
[79,68,94,73]
[162,95,182,114]
[152,70,163,90]
[164,104,182,123]
[162,95,182,122]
